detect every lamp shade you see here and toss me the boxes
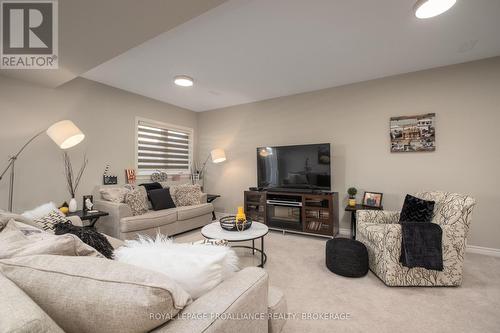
[46,120,85,149]
[210,148,226,163]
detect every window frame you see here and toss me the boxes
[135,116,194,178]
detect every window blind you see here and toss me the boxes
[137,120,191,172]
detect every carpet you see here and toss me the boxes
[175,229,500,333]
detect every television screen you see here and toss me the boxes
[257,143,331,191]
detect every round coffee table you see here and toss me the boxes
[201,221,269,267]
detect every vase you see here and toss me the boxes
[348,198,356,207]
[69,198,77,213]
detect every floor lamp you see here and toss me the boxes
[0,120,85,212]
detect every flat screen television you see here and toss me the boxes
[257,143,331,191]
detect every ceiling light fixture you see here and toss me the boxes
[173,75,194,87]
[414,0,456,19]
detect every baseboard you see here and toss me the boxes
[214,214,500,257]
[466,245,500,257]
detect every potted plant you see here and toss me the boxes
[347,187,357,207]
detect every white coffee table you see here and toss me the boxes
[201,221,269,267]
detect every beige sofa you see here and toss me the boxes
[0,215,288,333]
[93,185,214,240]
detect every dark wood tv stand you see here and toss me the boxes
[244,190,339,238]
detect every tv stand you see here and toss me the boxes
[244,190,339,238]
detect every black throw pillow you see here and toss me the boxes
[139,182,162,192]
[399,194,435,223]
[148,188,176,211]
[54,222,114,259]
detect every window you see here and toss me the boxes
[136,118,193,176]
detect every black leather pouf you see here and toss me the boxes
[326,238,368,277]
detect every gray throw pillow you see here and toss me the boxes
[32,210,67,232]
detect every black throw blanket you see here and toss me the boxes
[399,222,443,271]
[55,222,114,259]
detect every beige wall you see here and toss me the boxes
[0,76,198,213]
[198,57,500,249]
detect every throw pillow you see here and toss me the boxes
[21,202,58,220]
[148,188,176,211]
[99,187,130,203]
[32,210,68,232]
[54,222,114,259]
[114,234,239,299]
[0,220,102,259]
[171,184,202,207]
[0,255,191,333]
[399,194,435,223]
[0,273,65,333]
[125,187,149,216]
[139,182,162,192]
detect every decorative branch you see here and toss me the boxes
[63,152,88,198]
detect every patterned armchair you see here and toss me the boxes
[356,191,476,286]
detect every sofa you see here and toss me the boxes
[93,185,214,240]
[356,191,476,286]
[0,214,288,333]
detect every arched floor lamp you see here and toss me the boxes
[0,120,85,212]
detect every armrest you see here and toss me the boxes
[94,200,132,219]
[152,267,269,333]
[357,210,400,224]
[200,193,208,203]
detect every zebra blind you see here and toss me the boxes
[137,120,191,173]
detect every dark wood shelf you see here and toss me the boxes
[244,190,339,238]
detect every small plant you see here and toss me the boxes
[347,187,358,198]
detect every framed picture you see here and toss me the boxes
[362,191,383,208]
[82,195,94,213]
[390,113,435,152]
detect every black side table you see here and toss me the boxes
[67,210,109,228]
[206,194,220,220]
[345,204,383,239]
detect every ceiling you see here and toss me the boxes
[0,0,227,87]
[80,0,499,111]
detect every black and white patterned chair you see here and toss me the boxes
[356,191,476,286]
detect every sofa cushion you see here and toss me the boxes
[176,203,214,221]
[120,208,177,233]
[0,255,191,333]
[149,188,176,211]
[0,273,64,333]
[99,187,130,203]
[0,220,102,259]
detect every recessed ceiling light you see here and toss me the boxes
[174,75,194,87]
[414,0,456,19]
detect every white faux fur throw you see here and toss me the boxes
[114,234,239,299]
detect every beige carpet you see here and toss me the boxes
[175,229,500,333]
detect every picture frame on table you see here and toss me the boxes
[362,191,383,208]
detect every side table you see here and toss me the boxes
[67,210,109,228]
[345,204,383,239]
[206,194,220,220]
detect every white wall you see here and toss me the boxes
[198,57,500,249]
[0,76,198,213]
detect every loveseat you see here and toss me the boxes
[0,214,288,333]
[356,191,476,286]
[93,185,214,240]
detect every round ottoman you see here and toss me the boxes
[326,238,368,277]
